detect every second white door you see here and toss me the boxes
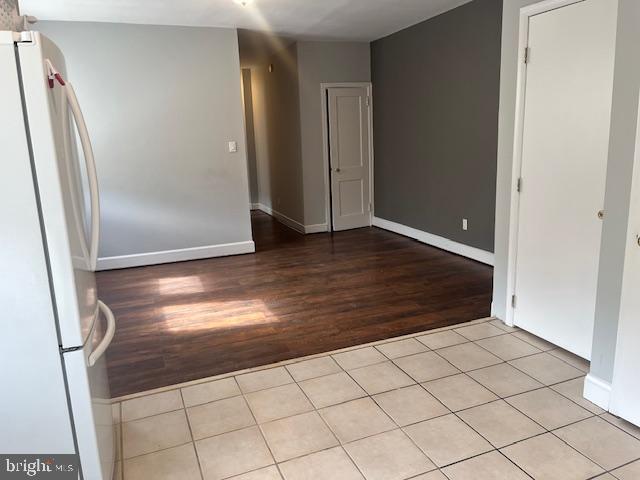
[328,87,371,231]
[513,0,617,359]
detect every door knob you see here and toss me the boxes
[597,210,604,220]
[335,168,341,172]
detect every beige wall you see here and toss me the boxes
[240,33,370,229]
[297,41,371,227]
[38,22,254,263]
[246,41,305,224]
[241,69,259,205]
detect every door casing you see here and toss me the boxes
[320,82,374,231]
[505,0,616,331]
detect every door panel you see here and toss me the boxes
[339,179,364,217]
[513,0,617,358]
[328,87,371,231]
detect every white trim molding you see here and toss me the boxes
[320,82,374,231]
[257,204,305,234]
[583,373,612,410]
[257,203,329,234]
[97,241,256,270]
[373,216,494,266]
[305,223,329,234]
[250,203,260,210]
[504,0,589,327]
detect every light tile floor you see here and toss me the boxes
[111,318,640,480]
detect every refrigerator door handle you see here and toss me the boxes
[88,300,116,367]
[64,82,100,271]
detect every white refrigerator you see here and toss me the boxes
[1,30,116,479]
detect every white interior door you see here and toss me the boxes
[610,97,640,427]
[513,0,617,359]
[328,87,371,231]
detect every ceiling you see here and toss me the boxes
[20,0,473,41]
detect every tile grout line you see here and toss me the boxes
[339,367,443,474]
[110,317,497,402]
[117,402,124,480]
[120,334,635,475]
[493,449,537,480]
[548,419,640,473]
[118,319,635,478]
[284,356,345,384]
[117,359,595,454]
[606,457,640,476]
[120,440,195,463]
[290,374,370,480]
[597,414,640,444]
[331,345,501,474]
[178,388,205,480]
[239,379,281,476]
[387,337,611,475]
[546,428,610,475]
[119,404,185,424]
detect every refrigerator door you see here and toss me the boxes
[17,32,98,348]
[64,300,116,480]
[0,31,77,455]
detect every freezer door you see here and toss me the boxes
[64,301,116,480]
[17,32,98,348]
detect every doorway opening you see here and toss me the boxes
[321,83,374,232]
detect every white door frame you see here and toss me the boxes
[504,0,590,327]
[320,82,374,231]
[609,95,640,423]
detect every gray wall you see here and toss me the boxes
[591,0,640,383]
[371,0,502,252]
[296,41,371,226]
[38,22,253,259]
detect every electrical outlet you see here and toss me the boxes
[462,218,468,231]
[228,141,237,153]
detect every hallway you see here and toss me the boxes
[99,211,493,397]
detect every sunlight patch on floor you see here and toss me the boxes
[160,299,277,332]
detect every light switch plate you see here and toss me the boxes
[228,141,237,153]
[462,218,468,231]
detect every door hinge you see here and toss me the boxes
[2,31,33,44]
[365,96,370,107]
[524,47,531,64]
[511,295,517,309]
[60,345,83,354]
[368,203,372,212]
[517,177,523,193]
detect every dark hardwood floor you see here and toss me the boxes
[98,211,493,397]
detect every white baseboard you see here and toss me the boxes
[305,223,329,234]
[257,204,328,234]
[372,216,494,266]
[583,373,612,410]
[250,203,260,210]
[97,241,256,270]
[257,204,305,233]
